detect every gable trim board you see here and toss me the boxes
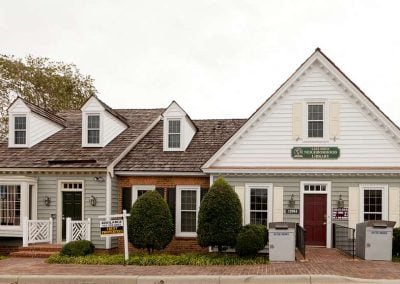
[202,49,400,171]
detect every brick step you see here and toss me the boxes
[17,245,62,252]
[10,251,57,258]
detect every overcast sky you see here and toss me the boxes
[1,0,399,123]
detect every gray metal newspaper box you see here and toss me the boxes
[268,222,296,261]
[356,220,396,261]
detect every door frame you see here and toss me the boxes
[300,181,331,248]
[56,180,85,243]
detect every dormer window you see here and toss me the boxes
[14,116,27,145]
[87,114,100,144]
[168,120,181,149]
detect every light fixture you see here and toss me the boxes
[337,194,345,209]
[94,176,105,183]
[289,194,295,208]
[89,195,97,207]
[44,196,51,207]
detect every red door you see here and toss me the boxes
[304,194,326,246]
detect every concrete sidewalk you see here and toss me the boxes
[0,274,399,284]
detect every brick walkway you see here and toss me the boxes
[0,247,400,279]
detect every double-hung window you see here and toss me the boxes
[308,104,324,138]
[87,115,100,144]
[360,185,388,222]
[14,116,27,145]
[245,184,272,226]
[0,185,21,226]
[168,120,181,149]
[176,186,200,237]
[132,185,155,205]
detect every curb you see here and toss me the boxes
[0,274,399,284]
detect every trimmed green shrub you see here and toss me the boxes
[235,224,267,257]
[60,240,95,257]
[128,191,174,253]
[393,228,400,257]
[197,177,242,252]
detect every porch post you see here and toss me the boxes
[22,216,29,247]
[66,217,71,243]
[87,218,91,241]
[49,217,53,244]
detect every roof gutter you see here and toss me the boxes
[115,171,207,177]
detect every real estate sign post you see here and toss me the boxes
[99,210,130,261]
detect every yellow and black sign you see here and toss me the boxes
[100,220,124,237]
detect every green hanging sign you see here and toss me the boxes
[291,147,340,160]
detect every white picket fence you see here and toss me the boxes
[22,217,53,247]
[66,218,91,243]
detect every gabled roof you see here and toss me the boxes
[162,100,198,131]
[115,118,245,172]
[202,48,400,169]
[8,97,67,127]
[0,108,163,168]
[81,95,129,126]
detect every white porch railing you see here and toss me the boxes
[66,218,91,243]
[22,217,53,247]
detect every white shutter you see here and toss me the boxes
[348,186,360,229]
[329,102,340,139]
[273,187,283,222]
[292,103,303,140]
[234,186,245,224]
[389,187,400,226]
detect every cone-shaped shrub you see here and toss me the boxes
[197,177,242,252]
[128,191,174,253]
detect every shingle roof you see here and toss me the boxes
[0,108,163,168]
[12,98,67,127]
[115,119,246,172]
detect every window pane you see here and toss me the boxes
[364,213,382,221]
[14,117,26,130]
[181,190,196,211]
[168,133,180,148]
[250,212,268,225]
[364,190,383,221]
[14,130,26,144]
[168,120,180,133]
[0,185,21,226]
[308,121,323,137]
[88,115,100,129]
[137,190,148,198]
[181,211,196,232]
[308,105,323,120]
[88,130,100,144]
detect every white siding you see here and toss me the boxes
[213,66,400,167]
[30,113,63,146]
[81,97,127,147]
[163,102,196,151]
[103,111,126,145]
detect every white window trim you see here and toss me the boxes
[359,184,388,223]
[0,177,37,237]
[244,183,273,227]
[132,185,155,205]
[164,118,184,151]
[176,185,200,237]
[303,101,329,143]
[56,180,85,244]
[300,181,332,248]
[9,114,30,148]
[82,112,103,147]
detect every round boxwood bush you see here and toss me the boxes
[197,177,242,252]
[128,191,174,253]
[235,224,267,257]
[60,240,95,257]
[393,228,400,256]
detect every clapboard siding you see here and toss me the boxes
[16,173,108,248]
[213,66,400,168]
[221,175,400,227]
